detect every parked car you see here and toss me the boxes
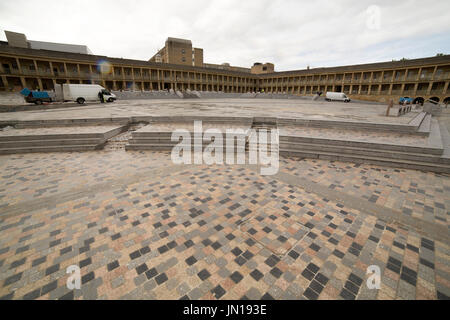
[325,92,351,102]
[399,97,413,105]
[61,84,116,104]
[20,88,53,105]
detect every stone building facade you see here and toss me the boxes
[0,37,449,104]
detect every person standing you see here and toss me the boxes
[98,90,104,103]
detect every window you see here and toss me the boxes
[181,49,186,54]
[182,57,186,62]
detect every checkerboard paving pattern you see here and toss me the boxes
[280,157,450,229]
[0,151,449,300]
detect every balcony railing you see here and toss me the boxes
[38,70,53,77]
[430,89,445,95]
[405,76,418,81]
[66,71,80,77]
[434,73,450,80]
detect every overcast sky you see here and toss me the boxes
[1,0,449,71]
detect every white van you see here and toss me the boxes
[325,92,351,102]
[62,84,116,104]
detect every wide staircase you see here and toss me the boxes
[126,120,252,153]
[278,112,450,173]
[0,125,126,154]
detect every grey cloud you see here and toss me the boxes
[0,0,449,71]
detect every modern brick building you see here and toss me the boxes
[149,37,203,67]
[0,31,449,104]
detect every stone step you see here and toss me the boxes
[131,133,249,139]
[0,138,103,148]
[279,135,442,155]
[279,142,450,164]
[128,138,247,145]
[0,132,106,142]
[5,118,129,128]
[280,149,450,173]
[277,112,426,134]
[125,143,247,152]
[0,126,126,142]
[0,145,100,154]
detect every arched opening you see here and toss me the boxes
[413,97,424,105]
[443,97,450,105]
[429,97,440,103]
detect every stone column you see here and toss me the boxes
[431,66,438,81]
[158,70,161,91]
[37,78,43,91]
[49,61,55,76]
[16,58,23,74]
[443,82,449,95]
[1,76,9,90]
[417,68,422,81]
[20,77,27,89]
[426,82,433,95]
[33,60,39,75]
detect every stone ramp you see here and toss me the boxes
[0,125,126,154]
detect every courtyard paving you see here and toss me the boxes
[0,98,419,124]
[0,149,449,300]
